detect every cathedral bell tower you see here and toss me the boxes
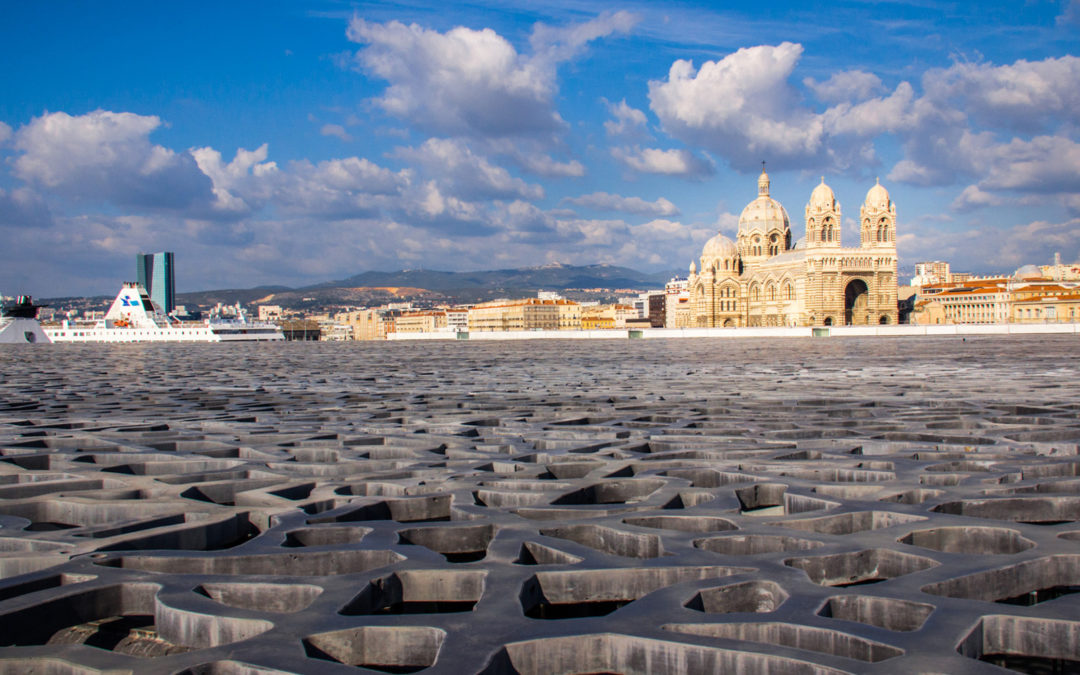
[860,178,896,248]
[805,177,840,248]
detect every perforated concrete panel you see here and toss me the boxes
[1,336,1079,673]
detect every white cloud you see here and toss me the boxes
[274,156,409,219]
[1060,0,1080,25]
[0,121,11,145]
[804,69,884,103]
[13,110,214,209]
[563,191,679,216]
[903,218,1080,272]
[950,185,1004,211]
[604,99,648,138]
[922,55,1080,133]
[511,151,585,177]
[347,13,635,138]
[0,187,52,229]
[320,123,352,141]
[648,42,825,170]
[191,144,278,213]
[394,138,544,200]
[822,82,919,137]
[611,146,713,177]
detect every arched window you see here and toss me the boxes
[766,285,776,301]
[785,283,795,300]
[769,233,780,256]
[751,285,760,301]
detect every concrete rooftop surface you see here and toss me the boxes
[0,336,1078,674]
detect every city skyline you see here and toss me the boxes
[1,1,1078,296]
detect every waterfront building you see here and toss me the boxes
[911,261,951,287]
[910,264,1080,325]
[664,277,691,328]
[686,170,898,327]
[581,304,640,330]
[446,308,469,333]
[136,251,175,314]
[394,310,448,334]
[911,278,1011,325]
[258,305,283,322]
[467,298,581,332]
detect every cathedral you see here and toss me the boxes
[686,168,898,327]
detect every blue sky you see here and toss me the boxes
[1,1,1078,296]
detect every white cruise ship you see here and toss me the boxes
[0,296,51,344]
[44,283,284,343]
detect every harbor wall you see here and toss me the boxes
[387,323,1080,341]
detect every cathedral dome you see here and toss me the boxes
[1014,264,1042,280]
[738,169,790,234]
[865,179,891,210]
[701,232,737,260]
[809,177,836,210]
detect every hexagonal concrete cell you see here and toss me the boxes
[695,534,824,556]
[768,510,926,535]
[96,549,405,576]
[664,622,904,663]
[173,660,296,674]
[817,594,935,632]
[622,515,738,533]
[514,541,584,565]
[478,633,852,675]
[196,582,323,614]
[550,478,666,505]
[303,625,446,673]
[520,565,752,619]
[785,548,940,587]
[282,525,371,547]
[0,581,271,656]
[932,496,1080,524]
[957,615,1080,672]
[685,579,789,614]
[922,554,1080,606]
[539,524,663,558]
[396,523,497,563]
[340,569,487,615]
[899,526,1035,555]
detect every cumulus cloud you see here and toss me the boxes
[951,185,1004,211]
[191,144,278,214]
[1060,0,1080,25]
[394,138,544,201]
[611,146,714,177]
[603,99,648,138]
[320,123,352,141]
[0,121,11,145]
[0,187,52,229]
[648,42,825,170]
[904,218,1080,272]
[14,110,214,209]
[347,13,635,138]
[804,70,884,103]
[563,191,679,216]
[921,55,1080,133]
[275,156,410,219]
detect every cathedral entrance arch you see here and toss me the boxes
[844,279,869,325]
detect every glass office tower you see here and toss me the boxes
[136,252,175,314]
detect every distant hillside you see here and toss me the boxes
[324,263,671,295]
[48,264,674,310]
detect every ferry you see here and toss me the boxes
[44,283,284,343]
[0,296,51,344]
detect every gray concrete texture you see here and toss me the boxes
[0,336,1078,673]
